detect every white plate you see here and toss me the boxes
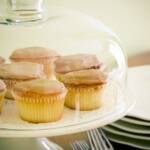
[122,117,150,126]
[103,126,150,140]
[103,126,150,150]
[128,65,150,121]
[104,132,150,150]
[0,82,135,137]
[111,120,150,134]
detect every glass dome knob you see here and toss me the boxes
[0,0,45,24]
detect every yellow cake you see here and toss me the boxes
[55,54,107,110]
[12,79,67,123]
[0,80,6,113]
[10,47,60,79]
[0,62,44,99]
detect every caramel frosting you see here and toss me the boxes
[13,79,67,95]
[0,79,6,91]
[10,47,60,59]
[58,69,107,85]
[55,54,100,74]
[0,56,5,64]
[0,62,44,80]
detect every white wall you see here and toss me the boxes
[48,0,150,56]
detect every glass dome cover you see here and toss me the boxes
[0,0,127,131]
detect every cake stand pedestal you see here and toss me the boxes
[0,138,64,150]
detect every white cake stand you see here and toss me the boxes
[0,86,135,150]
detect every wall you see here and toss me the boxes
[48,0,150,56]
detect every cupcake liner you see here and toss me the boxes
[65,84,104,111]
[3,79,26,99]
[12,91,66,123]
[0,90,6,113]
[55,73,64,82]
[43,59,56,79]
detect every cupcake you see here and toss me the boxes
[10,47,60,79]
[0,62,44,99]
[55,54,107,110]
[0,80,6,113]
[12,79,67,123]
[0,56,5,64]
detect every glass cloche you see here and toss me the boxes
[0,0,130,138]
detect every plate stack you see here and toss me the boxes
[103,116,150,150]
[103,65,150,150]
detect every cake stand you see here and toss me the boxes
[0,86,135,150]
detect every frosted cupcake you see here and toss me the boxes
[12,79,67,123]
[0,62,44,99]
[55,54,107,110]
[0,80,6,113]
[0,56,5,64]
[10,47,60,79]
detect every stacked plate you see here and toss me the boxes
[103,65,150,150]
[103,116,150,150]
